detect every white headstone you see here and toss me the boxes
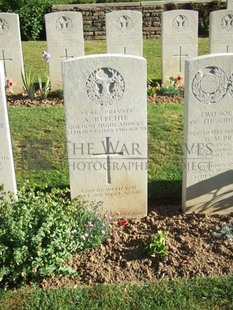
[183,53,233,214]
[0,61,17,195]
[162,10,198,85]
[62,54,147,218]
[45,11,84,90]
[106,10,143,56]
[0,13,24,93]
[227,0,233,9]
[209,10,233,54]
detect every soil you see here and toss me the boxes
[7,94,233,288]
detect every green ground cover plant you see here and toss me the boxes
[0,185,111,288]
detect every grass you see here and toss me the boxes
[22,38,209,81]
[9,104,183,198]
[1,276,232,309]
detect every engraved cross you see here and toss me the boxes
[173,46,188,72]
[59,48,74,60]
[92,137,123,184]
[0,50,12,77]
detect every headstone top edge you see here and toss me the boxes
[211,8,233,14]
[106,10,142,15]
[45,11,83,17]
[163,9,198,15]
[0,12,19,17]
[62,54,147,64]
[185,53,233,64]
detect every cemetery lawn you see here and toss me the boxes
[2,38,232,306]
[5,97,233,301]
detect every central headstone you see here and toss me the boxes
[209,9,233,53]
[62,55,147,217]
[106,10,143,56]
[183,53,233,214]
[162,10,198,85]
[45,11,84,90]
[0,13,24,93]
[0,61,17,194]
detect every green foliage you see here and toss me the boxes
[144,230,168,257]
[21,68,35,99]
[213,222,233,241]
[0,0,52,40]
[0,185,111,287]
[199,19,209,37]
[38,75,51,99]
[158,85,180,96]
[147,78,180,97]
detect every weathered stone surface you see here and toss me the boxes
[62,54,147,218]
[0,13,24,93]
[0,61,17,194]
[183,53,233,214]
[209,9,233,54]
[106,10,143,56]
[45,11,84,90]
[162,9,198,86]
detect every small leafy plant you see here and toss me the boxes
[147,76,181,97]
[213,222,233,241]
[21,67,35,99]
[144,230,168,257]
[0,184,111,287]
[38,75,50,99]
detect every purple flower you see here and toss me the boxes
[42,51,51,62]
[88,221,94,228]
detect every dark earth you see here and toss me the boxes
[7,93,233,288]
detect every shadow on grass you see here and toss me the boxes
[148,180,182,216]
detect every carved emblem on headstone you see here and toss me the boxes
[227,73,233,97]
[0,19,9,35]
[116,15,132,31]
[221,14,233,31]
[172,15,189,31]
[86,67,125,106]
[192,67,228,104]
[56,16,73,32]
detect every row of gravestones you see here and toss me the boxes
[1,51,233,216]
[2,8,233,92]
[1,6,233,216]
